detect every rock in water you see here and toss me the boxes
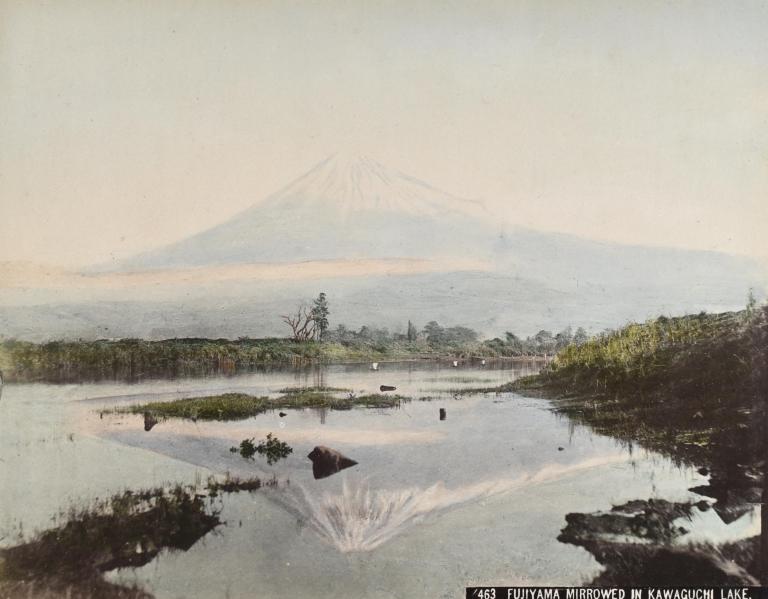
[143,412,158,432]
[307,446,358,479]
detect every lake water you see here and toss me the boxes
[0,361,758,597]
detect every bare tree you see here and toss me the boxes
[281,305,317,341]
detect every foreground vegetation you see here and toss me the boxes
[507,305,768,584]
[513,307,767,471]
[114,389,407,421]
[0,476,269,599]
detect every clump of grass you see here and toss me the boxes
[337,393,408,409]
[229,433,293,465]
[205,473,278,495]
[277,385,350,394]
[443,383,513,395]
[113,390,410,421]
[422,376,495,384]
[116,393,272,421]
[257,433,292,464]
[277,389,346,407]
[230,437,258,459]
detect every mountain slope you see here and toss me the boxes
[115,153,762,296]
[117,153,494,270]
[3,153,764,341]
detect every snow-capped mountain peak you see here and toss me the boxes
[259,153,486,218]
[113,154,495,270]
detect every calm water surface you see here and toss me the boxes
[0,361,757,598]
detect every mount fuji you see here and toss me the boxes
[2,153,764,340]
[113,151,763,300]
[118,153,495,270]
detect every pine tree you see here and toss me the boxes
[311,293,330,340]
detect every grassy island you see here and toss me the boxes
[113,388,408,421]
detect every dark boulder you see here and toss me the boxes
[143,412,159,432]
[307,446,358,479]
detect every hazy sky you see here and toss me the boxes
[1,0,766,267]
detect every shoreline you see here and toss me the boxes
[1,350,551,384]
[504,307,767,585]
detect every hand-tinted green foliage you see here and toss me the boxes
[117,389,408,421]
[1,337,335,382]
[205,474,272,495]
[256,433,293,464]
[231,437,258,459]
[129,393,272,421]
[0,335,463,382]
[514,307,768,472]
[548,310,755,394]
[231,433,293,465]
[1,320,587,382]
[276,385,350,394]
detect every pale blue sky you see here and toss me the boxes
[1,0,766,266]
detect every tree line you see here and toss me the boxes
[281,292,589,354]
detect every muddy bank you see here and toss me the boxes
[558,499,759,586]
